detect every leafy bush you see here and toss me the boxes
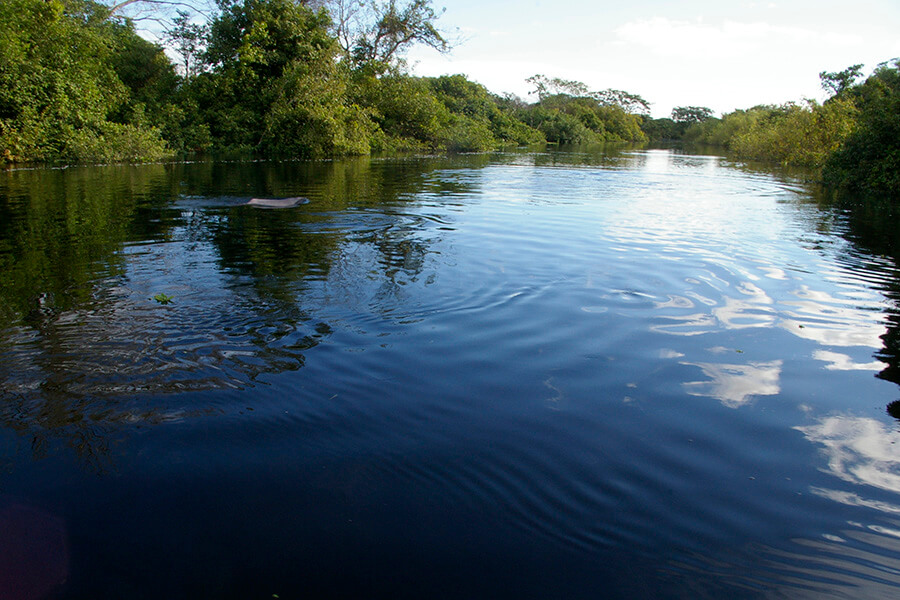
[730,99,857,167]
[489,111,545,146]
[438,116,496,152]
[824,60,900,199]
[0,0,175,163]
[517,94,646,144]
[641,117,684,141]
[262,58,377,156]
[66,121,170,163]
[526,107,598,144]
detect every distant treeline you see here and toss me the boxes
[1,0,897,200]
[643,61,900,200]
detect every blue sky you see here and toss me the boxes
[405,0,900,117]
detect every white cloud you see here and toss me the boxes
[407,4,897,117]
[615,17,861,59]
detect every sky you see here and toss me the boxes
[403,0,900,118]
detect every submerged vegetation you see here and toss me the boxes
[1,0,898,200]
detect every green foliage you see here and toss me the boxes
[592,103,646,142]
[488,111,545,146]
[356,72,450,150]
[678,101,855,168]
[154,93,213,154]
[592,89,651,115]
[66,120,170,162]
[534,109,597,144]
[108,21,179,123]
[520,76,648,144]
[198,0,373,156]
[439,116,496,152]
[653,60,898,197]
[682,108,769,146]
[820,64,864,98]
[671,106,714,124]
[348,72,539,153]
[0,0,171,163]
[519,92,646,144]
[349,0,449,72]
[526,74,589,100]
[263,60,377,156]
[643,106,715,142]
[206,0,335,78]
[427,75,543,147]
[164,10,208,79]
[641,117,683,141]
[824,59,900,199]
[729,100,857,167]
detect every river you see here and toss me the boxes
[2,147,900,599]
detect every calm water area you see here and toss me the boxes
[2,147,900,599]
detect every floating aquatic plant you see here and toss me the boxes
[153,293,174,305]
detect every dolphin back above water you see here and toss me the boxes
[246,196,309,208]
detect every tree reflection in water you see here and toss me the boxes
[810,190,900,413]
[0,156,479,469]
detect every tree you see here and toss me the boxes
[819,64,864,98]
[310,0,367,55]
[592,89,651,115]
[520,75,647,144]
[526,74,588,101]
[205,0,335,77]
[671,106,714,124]
[100,0,217,23]
[163,10,208,78]
[824,59,900,199]
[343,0,449,71]
[198,0,376,155]
[0,0,170,162]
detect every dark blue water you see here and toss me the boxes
[2,148,900,599]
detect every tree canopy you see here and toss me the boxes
[0,0,172,162]
[671,106,714,124]
[820,64,864,98]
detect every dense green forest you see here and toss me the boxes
[0,0,645,162]
[1,0,898,200]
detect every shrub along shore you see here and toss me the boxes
[1,0,897,200]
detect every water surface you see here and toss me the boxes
[2,148,900,599]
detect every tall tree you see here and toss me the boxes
[198,0,376,155]
[671,106,714,124]
[527,74,589,101]
[163,10,208,78]
[824,59,900,199]
[592,89,651,115]
[820,64,864,98]
[345,0,449,71]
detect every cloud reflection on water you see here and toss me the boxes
[654,271,886,347]
[813,350,885,372]
[682,360,783,408]
[797,415,900,496]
